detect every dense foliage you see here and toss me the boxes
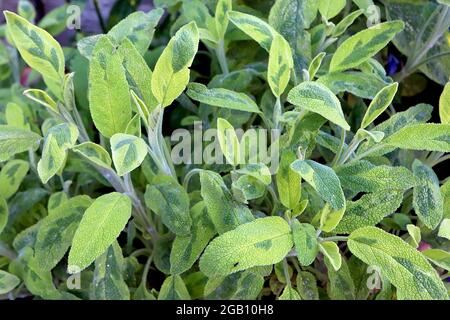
[0,0,449,300]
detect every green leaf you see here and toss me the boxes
[37,123,79,183]
[200,170,254,234]
[287,81,350,130]
[47,191,68,214]
[330,21,404,72]
[292,221,318,266]
[18,0,36,22]
[23,89,58,113]
[68,192,132,272]
[317,71,389,99]
[152,22,199,107]
[296,271,319,300]
[268,34,293,97]
[35,195,92,271]
[324,256,356,300]
[0,270,21,295]
[318,0,346,20]
[412,160,443,230]
[170,202,216,274]
[319,241,342,271]
[0,159,29,199]
[276,150,301,209]
[187,83,261,113]
[0,125,41,162]
[228,11,277,51]
[291,160,345,211]
[438,218,450,240]
[232,175,266,202]
[385,124,450,152]
[215,0,232,39]
[236,163,271,186]
[118,38,157,113]
[308,52,326,80]
[144,174,192,236]
[348,226,448,300]
[406,224,421,248]
[440,82,450,124]
[4,11,65,97]
[422,249,450,271]
[0,195,8,235]
[5,103,28,130]
[158,275,191,300]
[199,217,293,277]
[204,271,264,299]
[90,241,130,300]
[110,133,148,176]
[335,189,405,234]
[279,286,301,300]
[361,83,399,129]
[217,118,240,166]
[37,4,70,36]
[72,142,112,169]
[332,9,364,37]
[89,36,132,138]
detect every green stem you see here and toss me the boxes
[282,259,292,288]
[216,40,229,75]
[320,236,348,242]
[331,129,346,167]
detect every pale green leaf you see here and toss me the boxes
[422,249,450,271]
[0,125,41,162]
[440,82,450,124]
[318,0,346,20]
[5,103,28,129]
[406,224,421,248]
[217,118,240,166]
[308,52,326,80]
[199,217,293,277]
[23,89,58,113]
[319,241,342,271]
[18,0,36,22]
[158,275,191,300]
[89,36,132,138]
[332,9,364,37]
[330,21,404,72]
[0,159,29,199]
[0,270,21,295]
[412,160,443,230]
[236,163,271,186]
[144,174,192,236]
[110,133,148,176]
[68,192,132,272]
[215,0,232,39]
[296,271,319,300]
[152,22,199,107]
[268,34,293,97]
[325,256,356,300]
[287,81,350,130]
[0,196,8,235]
[438,218,450,240]
[348,226,447,300]
[385,124,450,152]
[187,83,261,113]
[72,142,112,169]
[361,82,399,129]
[277,150,301,209]
[279,286,301,300]
[292,221,318,266]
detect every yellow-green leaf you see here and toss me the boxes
[72,142,112,169]
[0,270,20,295]
[439,82,450,124]
[110,133,148,176]
[0,159,29,199]
[217,118,240,166]
[361,82,399,129]
[319,241,342,271]
[0,125,42,162]
[268,34,293,97]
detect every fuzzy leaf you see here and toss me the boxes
[325,256,356,300]
[0,270,21,295]
[110,133,147,176]
[215,0,232,39]
[330,21,404,72]
[0,125,41,162]
[68,192,132,272]
[292,221,318,266]
[296,271,319,300]
[0,160,29,199]
[187,83,260,113]
[361,83,399,129]
[277,150,301,209]
[422,249,450,272]
[158,275,191,300]
[0,196,8,235]
[439,82,450,124]
[385,124,450,152]
[268,34,293,97]
[199,217,293,277]
[287,81,350,130]
[332,9,364,37]
[348,226,447,300]
[319,241,341,271]
[23,89,58,113]
[318,0,346,20]
[72,142,112,169]
[217,118,240,166]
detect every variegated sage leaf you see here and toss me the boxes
[422,249,450,271]
[438,219,450,240]
[110,133,148,176]
[361,82,399,129]
[144,174,192,236]
[152,22,199,107]
[348,226,447,300]
[385,124,450,152]
[0,270,20,295]
[37,123,79,184]
[72,142,112,169]
[319,241,341,271]
[324,255,356,300]
[90,241,130,300]
[439,82,450,124]
[0,125,42,162]
[170,201,216,274]
[279,286,301,300]
[158,275,191,300]
[277,150,301,210]
[330,21,404,72]
[217,118,240,166]
[296,271,319,300]
[318,0,346,20]
[199,170,254,234]
[68,192,132,272]
[199,217,293,277]
[308,52,326,80]
[332,9,364,37]
[292,221,318,266]
[0,159,29,199]
[287,81,350,130]
[268,34,293,97]
[0,196,8,235]
[4,11,65,97]
[89,36,132,138]
[412,160,443,230]
[187,83,261,113]
[35,195,92,271]
[23,89,58,113]
[215,0,232,39]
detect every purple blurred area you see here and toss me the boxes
[0,0,154,44]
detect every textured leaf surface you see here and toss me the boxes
[440,82,450,124]
[111,134,147,176]
[422,249,450,271]
[0,270,21,295]
[385,124,450,152]
[68,192,132,272]
[158,275,191,300]
[199,217,293,277]
[361,83,398,129]
[187,83,260,113]
[438,219,450,240]
[0,160,29,199]
[72,142,112,169]
[330,21,404,72]
[279,286,301,300]
[412,160,443,230]
[348,227,447,300]
[268,34,293,97]
[0,125,41,162]
[319,241,341,271]
[277,150,301,209]
[145,174,192,236]
[0,196,8,235]
[318,0,346,20]
[217,118,240,166]
[296,271,319,300]
[292,221,318,266]
[325,256,356,300]
[287,82,350,130]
